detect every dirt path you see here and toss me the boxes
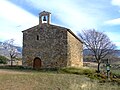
[0,69,27,74]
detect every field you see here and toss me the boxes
[0,68,119,90]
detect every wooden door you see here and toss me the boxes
[33,57,41,69]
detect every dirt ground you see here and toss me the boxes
[0,69,27,74]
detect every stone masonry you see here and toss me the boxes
[22,11,83,68]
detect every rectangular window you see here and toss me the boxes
[37,35,39,40]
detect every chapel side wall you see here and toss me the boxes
[67,31,83,67]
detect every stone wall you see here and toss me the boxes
[23,24,68,68]
[67,30,83,67]
[22,24,83,68]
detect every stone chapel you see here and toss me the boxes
[22,11,83,69]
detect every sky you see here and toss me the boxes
[0,0,120,49]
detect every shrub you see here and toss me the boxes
[111,78,120,85]
[0,55,8,64]
[60,67,109,80]
[82,69,94,75]
[60,67,95,75]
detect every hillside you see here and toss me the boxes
[83,49,120,63]
[83,49,120,57]
[0,68,119,90]
[0,42,22,58]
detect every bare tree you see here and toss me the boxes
[79,29,116,72]
[3,39,18,66]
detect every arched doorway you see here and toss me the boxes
[33,57,41,69]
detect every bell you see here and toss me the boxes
[43,16,47,21]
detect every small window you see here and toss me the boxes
[37,35,39,40]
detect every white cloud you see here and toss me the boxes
[0,0,38,25]
[0,0,118,47]
[104,0,120,26]
[111,0,120,6]
[104,18,120,25]
[0,0,39,46]
[25,0,100,32]
[115,42,120,49]
[0,30,22,46]
[105,32,119,41]
[105,32,120,49]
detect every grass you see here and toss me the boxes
[60,67,95,75]
[111,69,120,75]
[0,69,92,90]
[0,66,119,90]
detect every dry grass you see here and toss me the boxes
[0,69,119,90]
[0,69,27,74]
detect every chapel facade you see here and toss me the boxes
[22,11,83,69]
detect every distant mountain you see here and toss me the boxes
[83,49,120,63]
[14,46,22,53]
[0,41,22,58]
[83,49,120,57]
[114,50,120,57]
[83,49,92,56]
